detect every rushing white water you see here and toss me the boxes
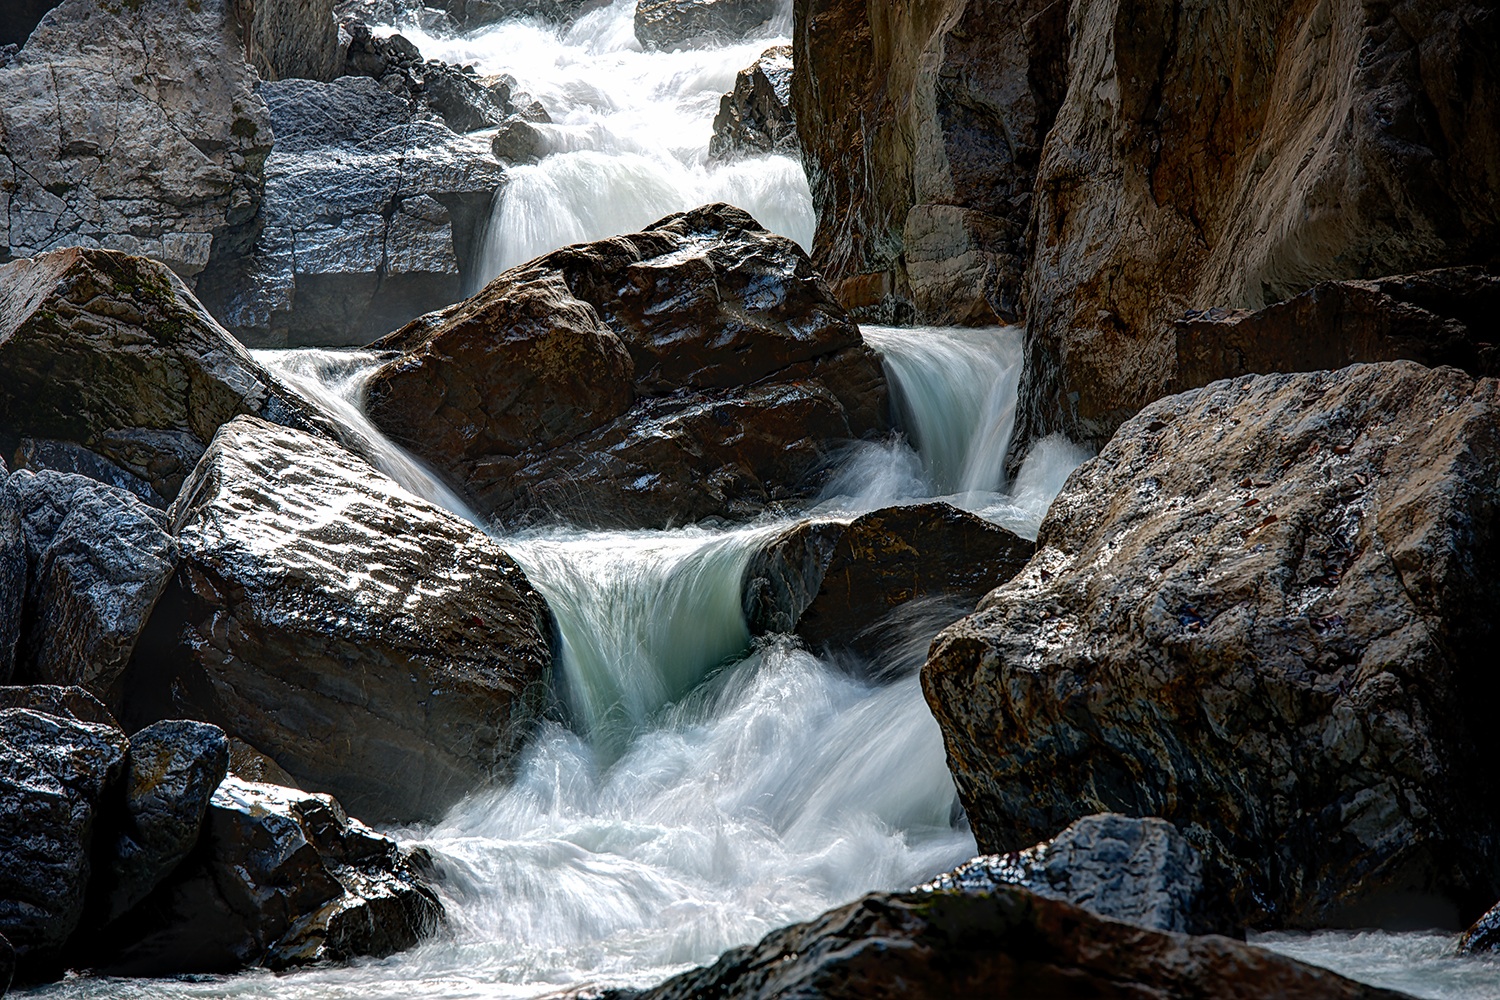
[393,1,813,284]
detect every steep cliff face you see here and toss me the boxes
[791,0,1066,325]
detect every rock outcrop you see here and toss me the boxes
[1017,0,1500,450]
[919,813,1234,936]
[2,472,177,711]
[0,0,271,278]
[743,502,1033,662]
[925,362,1500,928]
[633,886,1408,1000]
[196,76,505,347]
[141,416,553,823]
[635,0,781,50]
[235,0,342,83]
[366,204,889,529]
[0,248,330,502]
[708,46,796,164]
[791,0,1067,324]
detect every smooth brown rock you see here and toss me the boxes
[925,362,1500,929]
[635,886,1409,1000]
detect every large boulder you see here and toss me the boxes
[366,204,889,529]
[743,502,1033,661]
[0,697,128,975]
[924,362,1500,929]
[708,46,797,164]
[141,416,553,823]
[791,0,1067,323]
[2,472,177,711]
[195,76,506,347]
[919,813,1234,936]
[88,777,442,974]
[633,886,1409,1000]
[635,0,781,49]
[1017,0,1500,451]
[0,248,331,502]
[0,0,271,278]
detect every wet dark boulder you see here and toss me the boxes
[0,930,11,995]
[743,502,1033,662]
[0,684,115,725]
[0,492,21,685]
[708,46,796,164]
[2,472,177,710]
[634,0,780,49]
[366,203,889,529]
[145,416,553,824]
[634,885,1409,1000]
[918,813,1236,936]
[1458,899,1500,955]
[88,777,442,974]
[0,248,330,502]
[925,362,1500,929]
[0,699,128,976]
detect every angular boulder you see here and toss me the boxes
[918,813,1234,936]
[925,362,1500,928]
[743,502,1033,662]
[144,416,553,823]
[634,0,780,49]
[708,46,796,164]
[635,886,1408,1000]
[2,472,177,710]
[366,204,889,529]
[88,777,442,974]
[0,248,330,501]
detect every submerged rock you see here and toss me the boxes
[708,46,796,164]
[90,777,442,974]
[918,813,1235,936]
[634,886,1408,1000]
[925,362,1500,928]
[743,502,1033,662]
[0,248,330,501]
[366,203,889,529]
[634,0,780,49]
[146,416,553,823]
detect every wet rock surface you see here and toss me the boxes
[367,203,889,529]
[743,502,1033,662]
[631,886,1408,1000]
[147,416,553,823]
[635,0,781,49]
[0,248,330,501]
[708,46,796,164]
[11,441,166,510]
[90,777,442,975]
[2,472,177,711]
[925,362,1500,928]
[918,813,1235,936]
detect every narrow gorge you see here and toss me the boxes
[0,0,1497,998]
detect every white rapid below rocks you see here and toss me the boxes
[393,1,812,284]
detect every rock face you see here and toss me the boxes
[635,0,781,49]
[925,362,1500,929]
[196,76,506,347]
[144,416,553,823]
[0,0,271,278]
[635,886,1408,1000]
[91,777,442,975]
[1173,266,1500,393]
[0,248,329,502]
[709,46,796,164]
[1017,0,1500,450]
[0,491,22,684]
[791,0,1067,323]
[0,699,128,974]
[12,440,166,510]
[235,0,342,82]
[2,472,177,711]
[366,204,889,529]
[918,813,1233,935]
[743,502,1033,661]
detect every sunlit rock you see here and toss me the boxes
[634,0,781,50]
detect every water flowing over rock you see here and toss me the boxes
[0,248,331,502]
[2,472,177,711]
[708,46,796,164]
[145,416,553,823]
[791,0,1067,324]
[1016,0,1500,451]
[0,0,271,278]
[918,813,1235,936]
[635,0,782,49]
[366,203,889,529]
[630,886,1409,1000]
[195,76,505,348]
[89,777,442,975]
[743,502,1033,662]
[924,362,1500,928]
